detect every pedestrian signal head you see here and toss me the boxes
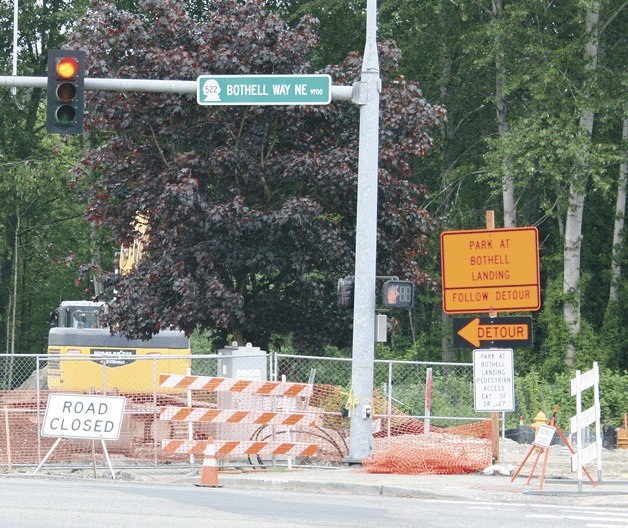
[382,279,415,309]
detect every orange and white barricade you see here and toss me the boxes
[162,439,318,458]
[159,406,317,427]
[158,374,313,398]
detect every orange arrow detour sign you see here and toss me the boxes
[453,316,532,348]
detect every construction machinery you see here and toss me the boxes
[47,300,190,392]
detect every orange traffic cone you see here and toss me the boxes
[195,437,223,488]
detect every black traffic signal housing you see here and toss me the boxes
[337,276,354,309]
[46,49,86,135]
[382,279,415,309]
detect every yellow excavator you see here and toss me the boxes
[47,216,190,392]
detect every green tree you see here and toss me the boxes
[0,0,97,384]
[65,0,445,353]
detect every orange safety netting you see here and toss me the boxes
[364,418,492,475]
[359,387,493,475]
[1,383,492,474]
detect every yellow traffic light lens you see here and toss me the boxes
[56,57,79,79]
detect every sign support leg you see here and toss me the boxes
[34,436,62,474]
[4,407,12,473]
[526,447,543,485]
[510,443,536,482]
[100,438,116,479]
[538,446,552,489]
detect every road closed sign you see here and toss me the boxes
[441,227,540,314]
[41,394,126,441]
[473,348,515,412]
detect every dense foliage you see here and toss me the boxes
[0,0,625,385]
[64,0,444,351]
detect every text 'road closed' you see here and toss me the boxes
[41,394,126,441]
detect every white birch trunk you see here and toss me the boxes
[492,0,516,227]
[563,1,600,366]
[609,114,627,302]
[438,13,454,363]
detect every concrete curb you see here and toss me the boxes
[218,475,453,499]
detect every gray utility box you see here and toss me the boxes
[217,343,267,381]
[216,343,269,446]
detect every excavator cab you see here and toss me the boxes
[50,300,104,329]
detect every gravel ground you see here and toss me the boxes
[499,438,628,481]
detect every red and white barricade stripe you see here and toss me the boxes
[162,439,318,457]
[159,406,317,427]
[159,375,313,398]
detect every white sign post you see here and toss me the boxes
[37,394,126,478]
[473,348,515,412]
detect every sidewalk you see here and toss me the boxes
[129,465,628,507]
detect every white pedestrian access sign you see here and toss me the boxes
[473,348,515,412]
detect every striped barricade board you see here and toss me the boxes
[162,439,318,457]
[159,374,313,398]
[159,406,317,427]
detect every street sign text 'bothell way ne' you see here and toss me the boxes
[197,75,332,106]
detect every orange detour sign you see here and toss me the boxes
[453,316,532,348]
[440,227,540,314]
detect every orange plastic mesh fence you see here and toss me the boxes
[1,384,491,474]
[0,386,349,466]
[359,388,492,475]
[364,418,492,475]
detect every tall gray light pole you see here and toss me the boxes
[347,0,380,463]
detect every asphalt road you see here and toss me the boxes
[2,476,627,528]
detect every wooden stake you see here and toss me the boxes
[4,407,11,473]
[91,440,97,478]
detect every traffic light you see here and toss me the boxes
[46,49,86,135]
[337,276,354,309]
[382,279,415,309]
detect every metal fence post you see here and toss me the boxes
[36,356,42,462]
[387,361,393,448]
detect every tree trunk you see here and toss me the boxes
[492,0,516,227]
[609,114,627,302]
[563,1,600,367]
[438,18,454,363]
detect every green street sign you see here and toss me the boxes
[197,74,332,106]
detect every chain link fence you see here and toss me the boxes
[275,353,478,424]
[1,352,496,471]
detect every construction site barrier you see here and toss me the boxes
[1,353,494,474]
[160,406,317,427]
[159,374,313,398]
[158,374,319,463]
[162,439,319,457]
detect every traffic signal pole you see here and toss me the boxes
[347,0,380,464]
[0,75,353,100]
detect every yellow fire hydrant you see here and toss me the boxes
[530,411,548,434]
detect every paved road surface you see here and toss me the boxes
[2,476,627,528]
